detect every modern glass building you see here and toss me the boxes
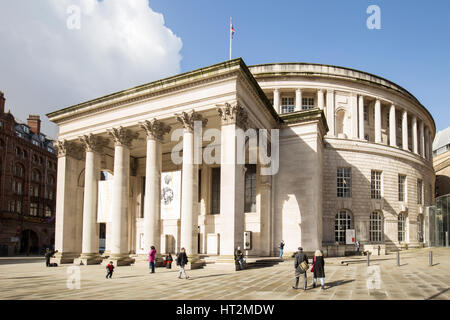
[426,194,450,247]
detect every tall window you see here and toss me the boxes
[211,167,221,214]
[337,168,351,198]
[417,179,423,205]
[45,206,52,218]
[398,175,406,202]
[302,97,315,110]
[364,105,369,123]
[32,170,41,182]
[335,210,352,243]
[30,203,38,216]
[371,170,382,199]
[281,97,294,113]
[244,164,257,213]
[16,201,22,214]
[369,211,383,242]
[14,164,24,177]
[398,213,406,242]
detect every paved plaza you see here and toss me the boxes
[0,248,449,300]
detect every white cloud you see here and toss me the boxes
[0,0,183,138]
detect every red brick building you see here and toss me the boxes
[0,91,57,256]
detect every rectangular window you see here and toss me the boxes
[8,200,15,212]
[417,179,423,205]
[364,105,369,122]
[30,203,38,216]
[302,97,315,110]
[371,170,382,199]
[244,164,257,213]
[281,97,294,113]
[398,175,406,202]
[16,201,22,214]
[211,167,221,214]
[337,168,351,198]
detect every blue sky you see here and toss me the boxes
[150,0,450,132]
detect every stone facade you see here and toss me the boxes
[0,92,57,256]
[46,59,436,264]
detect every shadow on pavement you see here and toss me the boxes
[325,279,355,289]
[426,288,449,300]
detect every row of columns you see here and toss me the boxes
[59,104,250,266]
[272,88,325,113]
[271,87,433,161]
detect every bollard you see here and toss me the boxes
[367,252,370,266]
[429,251,433,266]
[397,251,400,266]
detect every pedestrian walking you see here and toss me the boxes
[106,261,114,279]
[279,240,285,259]
[293,247,309,290]
[165,252,173,269]
[149,246,156,273]
[176,248,189,279]
[311,250,326,290]
[355,241,360,256]
[234,246,244,270]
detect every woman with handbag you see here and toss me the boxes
[311,250,325,290]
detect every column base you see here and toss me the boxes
[51,252,80,265]
[102,254,135,266]
[184,254,205,270]
[74,253,103,265]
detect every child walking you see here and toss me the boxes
[106,261,114,279]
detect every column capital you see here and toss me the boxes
[140,119,171,142]
[175,109,208,132]
[107,127,138,147]
[217,102,248,130]
[54,140,84,159]
[79,134,108,153]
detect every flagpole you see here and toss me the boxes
[229,16,232,60]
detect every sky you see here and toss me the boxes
[0,0,449,139]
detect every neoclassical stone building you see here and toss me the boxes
[47,59,435,265]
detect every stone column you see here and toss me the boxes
[389,104,397,147]
[273,89,280,113]
[424,127,429,160]
[374,99,382,143]
[217,103,247,263]
[76,134,105,265]
[317,89,324,110]
[412,116,418,154]
[429,133,433,162]
[176,110,207,266]
[52,140,84,264]
[107,127,137,266]
[295,88,302,112]
[358,95,365,140]
[351,94,358,139]
[402,110,409,151]
[419,120,425,157]
[140,119,171,258]
[326,90,335,136]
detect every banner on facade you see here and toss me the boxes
[97,180,113,223]
[346,229,356,245]
[161,171,181,220]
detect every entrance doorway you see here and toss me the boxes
[20,230,39,255]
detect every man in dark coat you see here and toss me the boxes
[293,247,309,290]
[44,248,57,267]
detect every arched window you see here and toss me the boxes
[335,210,352,243]
[398,213,406,242]
[369,211,383,242]
[14,164,24,177]
[32,169,41,182]
[47,175,55,185]
[336,109,346,137]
